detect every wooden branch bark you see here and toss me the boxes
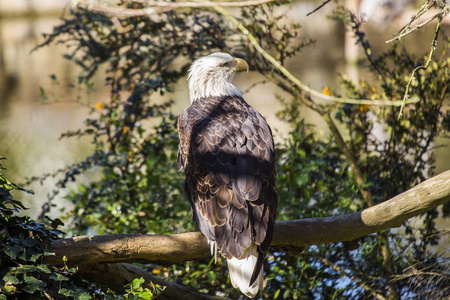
[78,263,229,299]
[46,170,450,267]
[74,0,277,17]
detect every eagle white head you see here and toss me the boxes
[188,52,249,103]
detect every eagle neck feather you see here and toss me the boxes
[189,79,242,102]
[188,59,242,102]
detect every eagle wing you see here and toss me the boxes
[178,95,277,268]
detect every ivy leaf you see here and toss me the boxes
[131,277,145,290]
[22,284,40,294]
[59,288,91,299]
[16,265,37,274]
[79,293,92,300]
[2,275,20,285]
[22,237,38,247]
[22,276,46,294]
[49,272,69,282]
[36,264,51,274]
[3,245,21,260]
[23,275,46,287]
[29,253,43,263]
[136,291,153,300]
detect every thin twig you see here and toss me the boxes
[397,19,441,119]
[111,16,134,33]
[214,6,419,107]
[390,0,434,40]
[241,79,267,94]
[306,0,332,17]
[320,257,388,300]
[385,5,449,44]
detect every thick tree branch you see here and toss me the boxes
[73,0,277,17]
[79,263,229,299]
[46,170,450,267]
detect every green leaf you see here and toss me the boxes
[22,237,38,247]
[274,289,281,299]
[3,245,21,260]
[2,275,19,285]
[78,292,92,300]
[2,282,16,294]
[16,265,37,274]
[207,271,216,281]
[22,284,40,294]
[59,288,72,297]
[137,291,153,300]
[30,253,43,263]
[59,288,91,299]
[283,289,291,299]
[49,272,69,282]
[36,264,51,274]
[23,275,46,287]
[131,277,145,290]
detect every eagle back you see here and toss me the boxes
[177,95,277,260]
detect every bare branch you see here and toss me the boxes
[306,0,332,17]
[386,3,450,44]
[73,0,277,17]
[319,257,387,300]
[397,20,441,119]
[214,6,419,107]
[46,170,450,267]
[79,263,229,299]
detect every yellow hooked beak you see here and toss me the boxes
[233,57,249,73]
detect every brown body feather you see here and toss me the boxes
[177,95,277,285]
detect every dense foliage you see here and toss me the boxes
[4,1,448,299]
[0,157,109,299]
[0,158,165,299]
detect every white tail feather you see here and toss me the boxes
[227,249,263,298]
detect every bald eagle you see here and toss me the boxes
[177,52,277,297]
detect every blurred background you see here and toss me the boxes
[0,0,449,214]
